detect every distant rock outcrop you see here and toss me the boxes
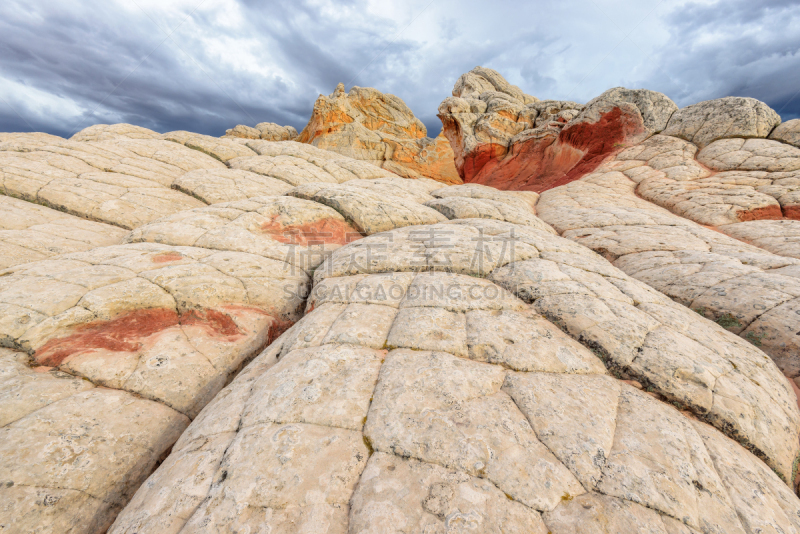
[439,67,678,191]
[770,118,800,148]
[223,122,298,141]
[296,83,462,185]
[663,96,781,148]
[71,123,162,141]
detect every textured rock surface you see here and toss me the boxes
[229,139,401,185]
[223,122,298,141]
[535,137,800,386]
[161,130,258,162]
[438,67,678,192]
[430,182,539,210]
[425,196,556,232]
[71,123,162,142]
[5,72,800,533]
[297,83,462,184]
[0,136,222,229]
[695,138,800,219]
[0,195,127,268]
[0,366,188,534]
[111,219,800,534]
[720,219,800,259]
[0,130,446,532]
[126,195,363,271]
[770,118,800,148]
[288,182,447,234]
[0,243,305,415]
[663,97,782,148]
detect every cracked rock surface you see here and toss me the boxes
[110,220,800,534]
[4,66,800,534]
[535,134,800,385]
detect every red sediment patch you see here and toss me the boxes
[35,308,180,367]
[266,317,294,345]
[152,252,184,263]
[737,205,784,222]
[557,106,644,185]
[261,215,362,246]
[34,307,250,367]
[465,106,646,193]
[783,205,800,220]
[701,224,735,238]
[467,132,559,191]
[461,143,509,182]
[182,308,242,337]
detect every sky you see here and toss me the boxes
[1,0,799,139]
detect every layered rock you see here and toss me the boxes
[719,219,800,259]
[161,131,258,163]
[438,67,678,191]
[297,83,462,184]
[0,135,221,229]
[223,122,298,141]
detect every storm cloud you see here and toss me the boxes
[1,0,798,139]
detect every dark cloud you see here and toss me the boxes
[1,0,798,141]
[632,0,800,119]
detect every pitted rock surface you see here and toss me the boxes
[297,83,462,184]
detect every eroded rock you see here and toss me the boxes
[663,97,781,148]
[297,83,462,184]
[438,67,677,192]
[770,118,800,148]
[223,122,298,141]
[71,123,162,142]
[4,78,800,533]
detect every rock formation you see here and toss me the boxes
[770,118,800,148]
[296,83,462,185]
[439,67,678,191]
[223,122,298,141]
[3,66,800,533]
